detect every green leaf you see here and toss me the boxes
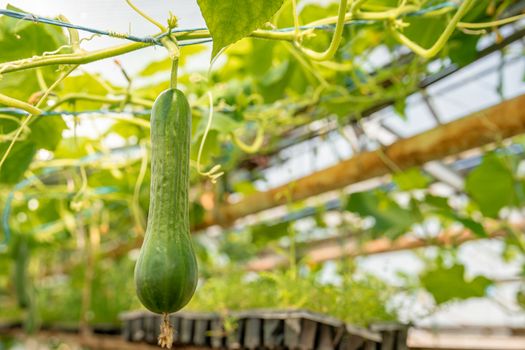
[109,120,147,139]
[393,98,407,119]
[197,0,285,59]
[232,181,257,196]
[443,212,487,238]
[420,263,493,304]
[0,141,36,184]
[448,34,480,67]
[454,216,486,237]
[193,112,242,140]
[0,114,20,134]
[393,168,430,191]
[0,5,69,63]
[53,137,93,159]
[401,15,448,50]
[423,194,451,211]
[190,129,220,166]
[346,190,415,239]
[421,193,487,237]
[30,116,66,151]
[465,153,515,218]
[0,5,68,100]
[250,221,290,248]
[517,287,525,309]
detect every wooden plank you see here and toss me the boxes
[246,220,519,271]
[198,93,525,229]
[0,329,209,350]
[244,318,261,349]
[263,318,284,348]
[408,328,525,350]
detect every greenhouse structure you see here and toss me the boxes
[1,1,525,349]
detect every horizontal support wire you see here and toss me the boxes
[0,2,458,47]
[0,107,151,116]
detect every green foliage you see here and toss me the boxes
[420,261,493,305]
[0,142,36,184]
[393,168,431,191]
[465,153,517,218]
[0,0,521,331]
[0,5,68,100]
[346,190,416,239]
[0,5,70,184]
[188,268,396,326]
[197,0,285,58]
[402,15,448,50]
[37,257,141,325]
[250,221,290,248]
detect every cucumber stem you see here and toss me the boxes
[170,58,179,89]
[158,312,174,348]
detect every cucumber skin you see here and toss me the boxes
[134,89,198,314]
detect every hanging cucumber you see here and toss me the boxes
[134,87,198,347]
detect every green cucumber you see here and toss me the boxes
[134,89,198,316]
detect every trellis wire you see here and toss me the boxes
[0,107,151,117]
[0,2,458,47]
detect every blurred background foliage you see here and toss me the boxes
[0,0,524,332]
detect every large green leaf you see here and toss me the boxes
[0,141,36,184]
[197,0,285,59]
[401,15,448,51]
[220,39,276,79]
[30,116,66,151]
[0,116,65,184]
[0,5,69,63]
[465,153,515,218]
[448,34,480,67]
[0,5,68,101]
[420,263,493,304]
